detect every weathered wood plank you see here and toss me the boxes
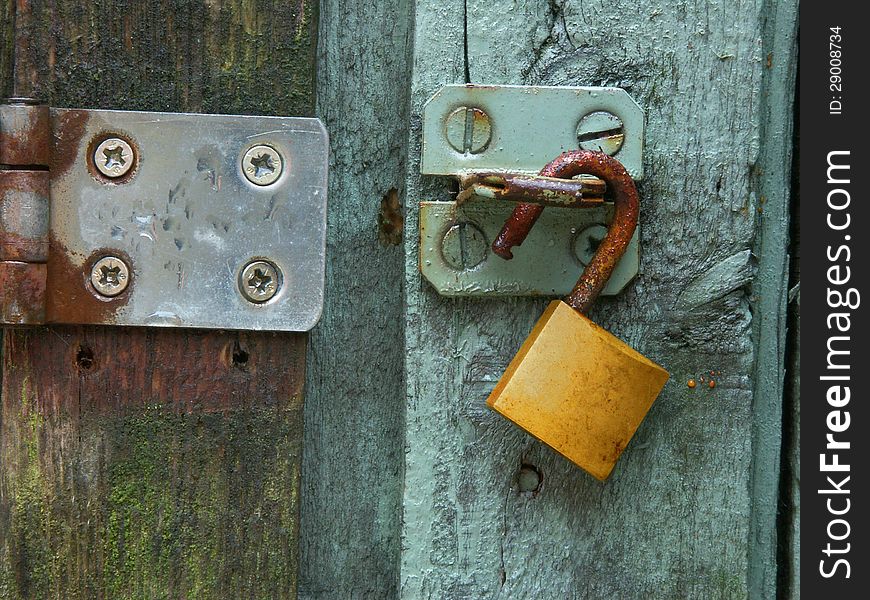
[1,327,306,599]
[299,0,413,597]
[749,1,798,595]
[781,288,800,600]
[1,1,317,598]
[401,0,797,598]
[0,0,11,99]
[781,114,800,598]
[10,0,316,116]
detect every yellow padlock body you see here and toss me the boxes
[487,300,669,480]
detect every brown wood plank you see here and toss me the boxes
[2,327,306,599]
[1,1,316,598]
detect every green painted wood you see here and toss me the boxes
[0,1,317,598]
[749,2,799,596]
[299,0,413,597]
[783,289,800,600]
[401,1,797,598]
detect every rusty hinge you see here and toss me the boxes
[0,99,329,332]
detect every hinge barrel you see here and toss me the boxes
[0,100,50,325]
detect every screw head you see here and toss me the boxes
[441,222,488,270]
[90,256,131,297]
[573,224,609,266]
[445,107,492,154]
[239,260,281,303]
[576,111,625,155]
[94,138,135,178]
[242,145,283,186]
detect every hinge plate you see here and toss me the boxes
[46,108,328,331]
[419,84,643,298]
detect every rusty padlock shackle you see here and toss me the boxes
[491,149,639,314]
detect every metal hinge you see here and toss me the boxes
[419,84,644,297]
[0,99,328,331]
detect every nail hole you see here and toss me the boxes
[76,345,95,371]
[377,188,403,247]
[231,343,249,369]
[517,463,543,494]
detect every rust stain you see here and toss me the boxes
[492,150,639,314]
[0,229,47,263]
[607,439,626,465]
[0,261,46,324]
[50,109,90,177]
[470,106,489,127]
[45,237,132,325]
[378,188,403,247]
[0,104,51,166]
[0,170,50,261]
[457,172,605,207]
[84,130,140,185]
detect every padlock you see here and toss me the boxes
[486,150,669,481]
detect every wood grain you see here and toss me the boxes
[749,2,799,594]
[299,0,412,597]
[1,327,306,599]
[0,1,316,598]
[401,1,797,598]
[0,0,11,99]
[782,290,800,600]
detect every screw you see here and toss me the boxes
[90,256,130,297]
[445,107,492,154]
[576,111,625,155]
[242,145,283,186]
[441,222,488,270]
[239,260,281,303]
[573,224,609,266]
[94,138,135,178]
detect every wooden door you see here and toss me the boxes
[1,0,799,599]
[395,1,798,598]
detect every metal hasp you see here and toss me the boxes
[419,84,644,297]
[0,100,328,331]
